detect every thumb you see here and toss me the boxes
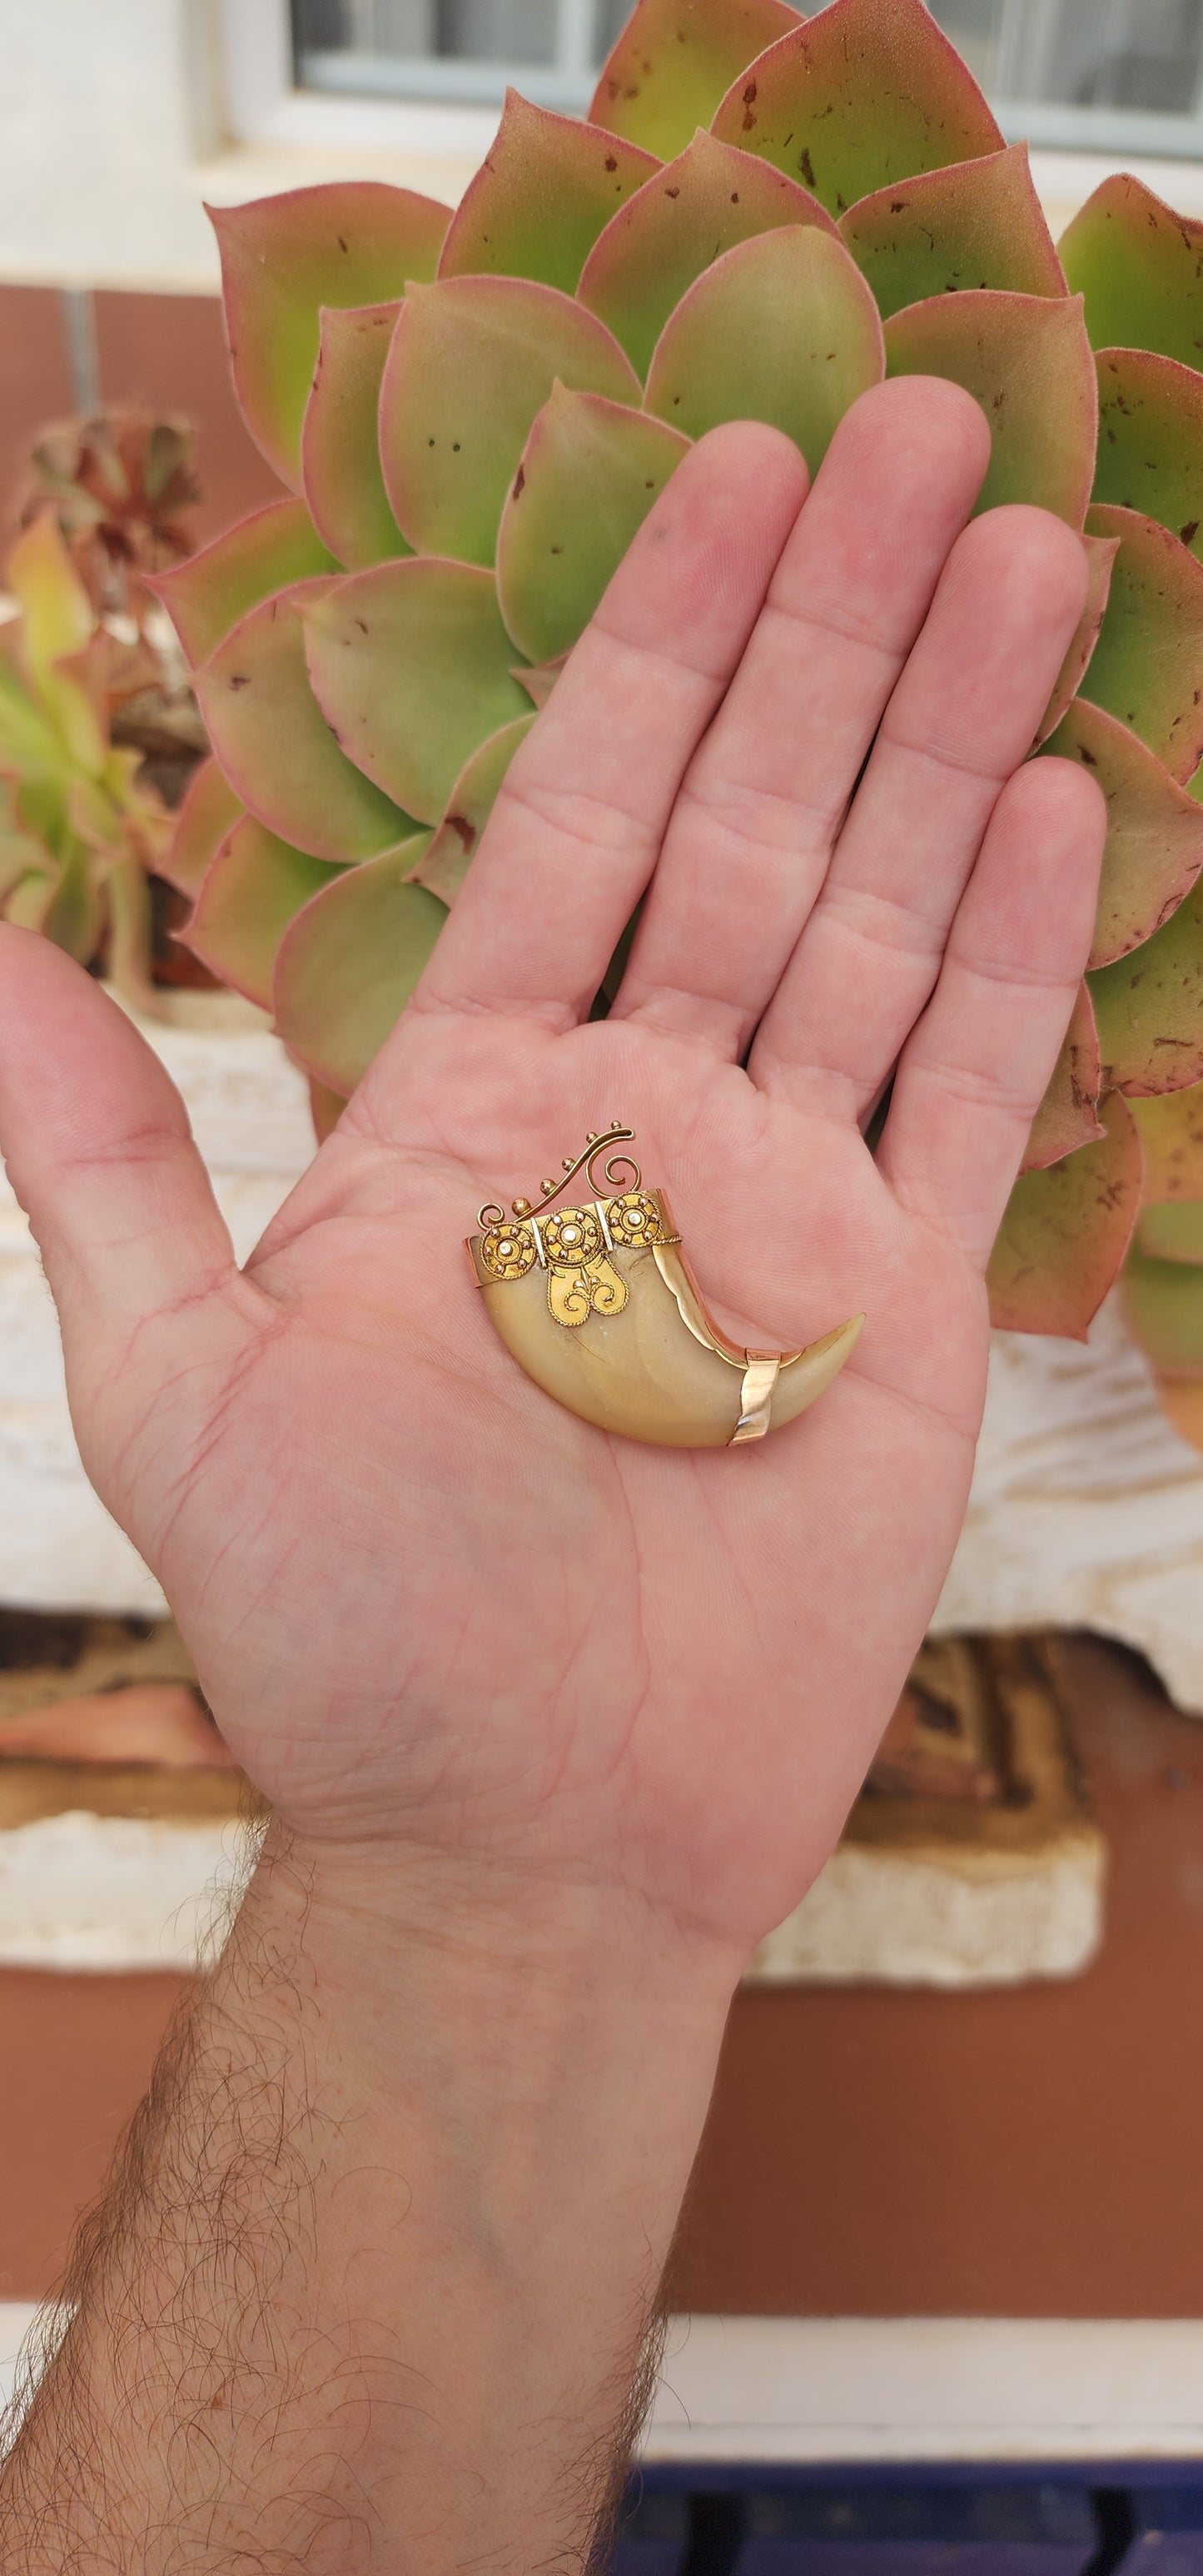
[0,925,238,1405]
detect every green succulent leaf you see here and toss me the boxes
[1036,531,1117,746]
[644,226,884,469]
[1131,1079,1203,1201]
[589,0,798,161]
[1093,349,1203,564]
[1122,1243,1203,1373]
[152,499,338,669]
[885,290,1096,525]
[1022,982,1104,1172]
[273,840,445,1096]
[838,145,1064,323]
[301,304,410,570]
[1138,1201,1203,1263]
[414,714,536,905]
[710,0,1003,219]
[208,182,450,487]
[1041,699,1203,968]
[987,1091,1142,1338]
[1079,505,1203,784]
[1090,876,1203,1097]
[579,129,838,380]
[186,816,340,1011]
[1061,176,1203,374]
[516,656,568,710]
[497,386,689,663]
[379,276,639,567]
[304,558,532,825]
[438,90,659,294]
[6,520,106,774]
[37,837,103,967]
[161,758,244,899]
[195,578,416,863]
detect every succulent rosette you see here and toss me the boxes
[0,514,172,1002]
[154,0,1203,1430]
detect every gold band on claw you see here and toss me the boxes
[466,1124,864,1450]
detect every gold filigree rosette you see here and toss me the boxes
[605,1191,663,1247]
[479,1222,538,1282]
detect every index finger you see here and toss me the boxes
[410,421,808,1030]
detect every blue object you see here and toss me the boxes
[1119,2489,1203,2569]
[606,2486,690,2573]
[733,2481,1096,2573]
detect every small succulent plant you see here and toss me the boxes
[0,512,173,1004]
[157,0,1203,1430]
[22,409,200,642]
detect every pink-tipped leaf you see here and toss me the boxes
[1079,505,1203,784]
[414,715,536,905]
[162,758,244,899]
[1131,1079,1203,1201]
[379,276,639,567]
[1061,176,1203,374]
[208,182,450,487]
[301,304,410,570]
[579,130,838,380]
[194,578,416,863]
[151,499,337,669]
[304,557,533,825]
[1137,1203,1203,1264]
[1041,699,1203,969]
[710,0,1003,218]
[589,0,798,160]
[1094,348,1203,563]
[838,145,1064,322]
[987,1091,1142,1339]
[1021,982,1104,1173]
[1036,532,1117,746]
[1123,1245,1203,1375]
[1091,875,1203,1097]
[497,387,689,664]
[186,816,341,1011]
[438,92,659,294]
[884,289,1097,526]
[644,227,884,469]
[273,839,445,1097]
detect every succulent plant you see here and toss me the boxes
[0,512,173,1003]
[156,0,1203,1431]
[22,409,200,642]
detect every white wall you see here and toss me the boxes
[2,0,1203,294]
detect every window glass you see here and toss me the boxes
[291,0,1203,143]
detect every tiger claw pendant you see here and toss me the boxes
[466,1123,864,1450]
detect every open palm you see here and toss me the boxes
[0,380,1102,1960]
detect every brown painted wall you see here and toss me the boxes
[0,282,285,556]
[4,1638,1203,2315]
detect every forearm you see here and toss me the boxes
[0,1824,738,2574]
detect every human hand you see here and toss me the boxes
[0,377,1101,1967]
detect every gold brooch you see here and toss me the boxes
[467,1124,863,1449]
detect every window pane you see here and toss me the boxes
[292,0,1203,132]
[927,0,1203,116]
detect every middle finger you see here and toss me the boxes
[607,374,991,1060]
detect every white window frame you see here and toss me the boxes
[217,0,1203,164]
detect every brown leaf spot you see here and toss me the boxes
[1078,744,1099,766]
[337,235,349,253]
[1183,520,1200,545]
[891,198,906,212]
[513,464,525,499]
[605,154,617,171]
[228,674,250,691]
[665,186,680,199]
[448,813,475,852]
[798,147,816,187]
[354,616,368,634]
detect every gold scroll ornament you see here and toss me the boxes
[467,1125,863,1450]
